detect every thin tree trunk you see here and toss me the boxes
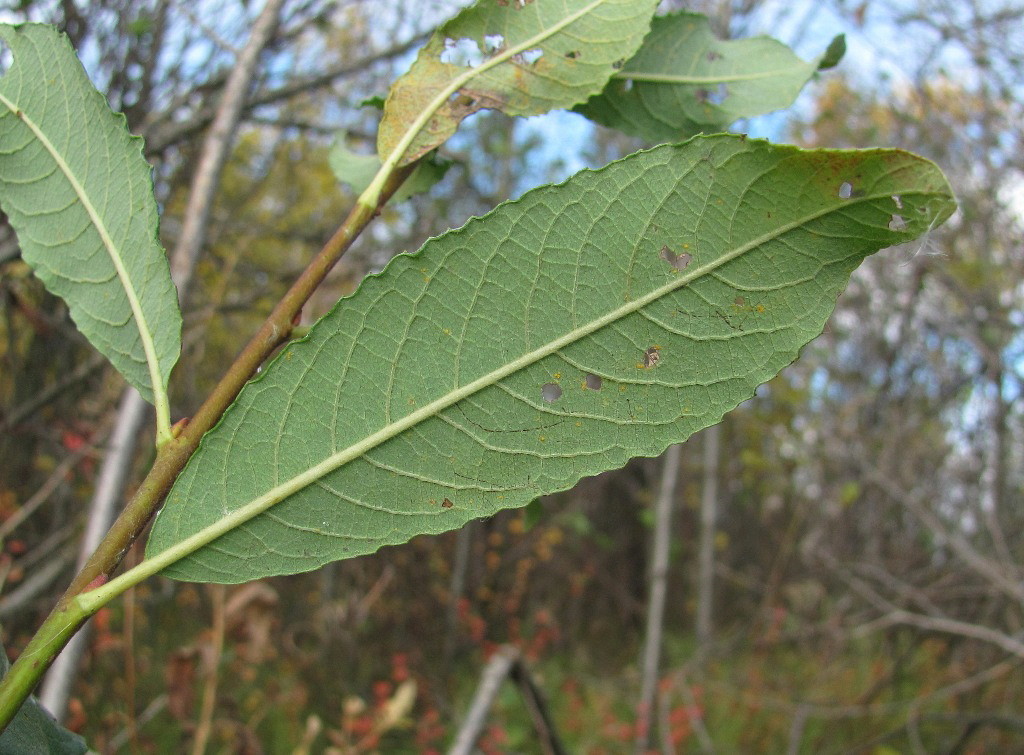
[634,443,682,754]
[38,0,286,720]
[38,388,149,719]
[444,521,475,668]
[696,423,720,655]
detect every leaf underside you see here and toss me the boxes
[578,12,833,143]
[0,649,87,754]
[146,134,955,584]
[0,23,180,404]
[377,0,659,165]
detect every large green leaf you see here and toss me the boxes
[377,0,659,166]
[0,23,180,407]
[577,12,843,143]
[146,134,954,583]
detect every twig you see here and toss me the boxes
[107,695,168,752]
[37,0,287,723]
[855,609,1024,659]
[676,672,715,754]
[143,34,428,155]
[449,646,519,755]
[696,424,720,654]
[39,389,149,719]
[0,0,418,728]
[191,584,226,755]
[858,457,1024,604]
[0,353,106,435]
[635,443,682,753]
[448,646,566,755]
[509,658,567,755]
[123,549,140,755]
[0,555,72,620]
[0,446,94,541]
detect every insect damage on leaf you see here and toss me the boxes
[660,245,692,271]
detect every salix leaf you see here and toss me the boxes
[377,0,659,167]
[0,647,86,754]
[578,12,843,143]
[145,135,955,583]
[0,24,180,414]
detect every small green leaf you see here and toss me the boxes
[577,12,838,143]
[329,134,451,202]
[359,94,386,110]
[0,24,181,416]
[377,0,659,166]
[818,34,846,71]
[145,135,955,584]
[329,134,381,195]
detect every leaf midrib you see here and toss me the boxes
[366,0,607,201]
[616,65,810,86]
[135,186,899,581]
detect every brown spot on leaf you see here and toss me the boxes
[642,346,661,369]
[442,498,454,509]
[660,245,692,271]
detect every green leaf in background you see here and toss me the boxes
[145,134,954,584]
[377,0,659,166]
[817,33,846,71]
[577,12,844,143]
[0,24,181,409]
[329,134,451,202]
[0,650,87,754]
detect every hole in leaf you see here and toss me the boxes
[585,373,603,391]
[708,82,728,104]
[888,214,908,231]
[622,78,634,92]
[541,383,562,402]
[442,498,454,509]
[838,181,853,199]
[483,34,505,53]
[641,346,661,369]
[892,194,903,209]
[517,48,543,65]
[440,37,484,67]
[660,245,692,271]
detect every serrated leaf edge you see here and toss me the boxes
[362,0,606,205]
[136,154,928,584]
[0,64,172,440]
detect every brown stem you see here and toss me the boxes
[14,162,416,703]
